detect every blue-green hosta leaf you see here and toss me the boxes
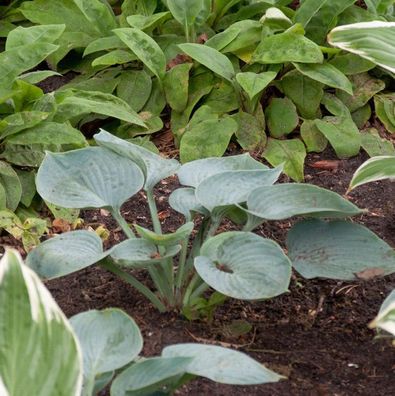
[162,344,284,384]
[252,30,323,64]
[168,187,209,219]
[349,155,395,190]
[0,161,22,211]
[328,22,395,74]
[54,89,146,127]
[294,63,353,95]
[94,130,180,190]
[177,153,268,188]
[195,232,291,300]
[178,43,235,82]
[5,24,65,50]
[287,220,395,280]
[110,239,181,268]
[36,147,144,210]
[110,357,191,396]
[134,222,194,246]
[195,168,282,211]
[26,230,108,279]
[235,71,277,101]
[70,309,142,394]
[369,290,395,336]
[114,28,166,80]
[0,250,82,396]
[245,184,362,220]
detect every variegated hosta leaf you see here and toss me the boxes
[0,250,82,396]
[110,239,181,268]
[70,309,143,395]
[328,22,395,74]
[94,130,180,190]
[369,290,395,336]
[37,147,144,210]
[162,344,284,385]
[110,357,191,396]
[135,222,194,246]
[348,156,395,191]
[245,184,362,220]
[195,168,282,211]
[195,232,291,300]
[287,220,395,280]
[168,187,209,219]
[177,153,268,187]
[26,230,109,279]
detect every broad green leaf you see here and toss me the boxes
[45,202,80,223]
[15,169,36,208]
[0,161,22,211]
[281,70,323,119]
[0,111,49,140]
[70,309,142,394]
[0,250,82,396]
[169,187,209,219]
[369,290,395,336]
[5,122,87,147]
[26,230,108,279]
[19,70,62,84]
[233,110,266,151]
[202,80,239,114]
[126,12,171,31]
[265,97,299,138]
[246,184,362,220]
[141,78,167,116]
[352,104,371,129]
[94,130,180,190]
[374,94,395,134]
[164,63,192,112]
[180,117,238,163]
[91,50,136,67]
[135,222,194,246]
[300,119,327,153]
[116,70,152,113]
[163,343,283,384]
[111,357,191,396]
[260,7,293,31]
[349,155,395,190]
[328,22,395,74]
[0,43,58,93]
[294,63,353,95]
[110,239,181,268]
[236,71,277,101]
[178,43,235,82]
[178,153,268,187]
[195,231,291,299]
[73,0,117,35]
[294,0,356,44]
[83,35,126,56]
[252,31,323,64]
[329,53,375,75]
[315,117,361,158]
[361,129,395,157]
[167,0,210,29]
[36,147,144,210]
[263,138,306,182]
[5,24,65,50]
[336,73,385,112]
[287,220,395,280]
[114,28,166,80]
[54,89,146,127]
[196,168,282,211]
[321,93,350,118]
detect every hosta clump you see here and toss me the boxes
[0,250,283,396]
[27,131,395,314]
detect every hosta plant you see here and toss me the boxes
[348,155,395,338]
[27,131,395,314]
[0,249,283,396]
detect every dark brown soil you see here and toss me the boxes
[38,148,395,396]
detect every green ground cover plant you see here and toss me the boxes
[26,131,395,316]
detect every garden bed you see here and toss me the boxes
[38,148,395,395]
